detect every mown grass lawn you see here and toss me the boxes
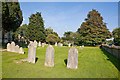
[2,46,120,78]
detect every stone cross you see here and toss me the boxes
[67,47,78,69]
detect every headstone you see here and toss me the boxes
[68,43,71,47]
[15,45,19,53]
[58,43,63,47]
[67,47,78,69]
[19,47,24,54]
[34,40,38,47]
[44,45,54,67]
[27,42,36,63]
[55,42,57,46]
[7,43,11,51]
[38,41,41,47]
[11,41,15,52]
[28,41,33,48]
[82,45,84,48]
[42,43,45,47]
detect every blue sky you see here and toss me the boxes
[19,2,118,37]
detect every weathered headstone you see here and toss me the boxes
[27,42,36,63]
[67,47,78,69]
[15,45,19,53]
[11,41,15,52]
[42,43,45,47]
[55,42,57,46]
[34,40,38,47]
[68,43,71,47]
[7,43,11,51]
[82,45,84,48]
[44,45,54,67]
[28,41,33,48]
[19,47,24,54]
[38,41,41,47]
[58,43,63,47]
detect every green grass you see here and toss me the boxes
[0,51,2,79]
[2,46,120,78]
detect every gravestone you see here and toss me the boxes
[27,42,36,63]
[11,41,15,52]
[44,45,54,67]
[55,42,57,46]
[82,45,84,48]
[38,41,41,47]
[67,47,78,69]
[7,43,11,51]
[68,43,71,47]
[15,45,19,53]
[19,47,24,54]
[58,43,63,47]
[42,43,45,47]
[28,41,33,48]
[34,40,38,48]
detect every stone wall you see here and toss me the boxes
[101,44,120,60]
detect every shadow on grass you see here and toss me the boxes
[100,47,120,71]
[35,57,38,63]
[64,59,67,66]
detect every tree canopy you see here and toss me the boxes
[2,2,23,43]
[26,12,46,42]
[13,24,28,41]
[77,9,111,45]
[2,2,23,32]
[112,27,120,46]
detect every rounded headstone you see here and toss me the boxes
[11,41,15,52]
[19,47,24,54]
[44,45,54,67]
[7,43,11,51]
[67,47,78,69]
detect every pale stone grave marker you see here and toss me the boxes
[55,42,57,46]
[19,47,24,54]
[27,42,36,63]
[7,43,11,51]
[67,47,78,69]
[44,45,54,67]
[11,41,15,52]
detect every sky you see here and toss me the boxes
[19,2,118,37]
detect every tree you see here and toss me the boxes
[77,9,111,46]
[46,34,60,45]
[13,24,28,42]
[45,27,59,37]
[26,12,45,42]
[62,31,79,45]
[2,2,23,43]
[112,27,120,46]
